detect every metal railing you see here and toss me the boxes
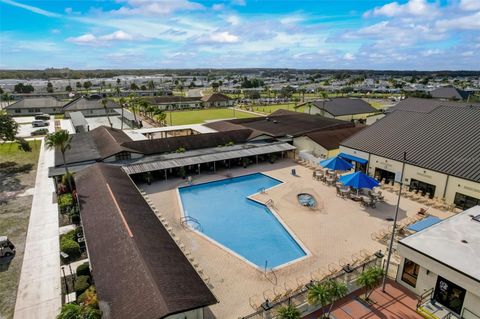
[416,288,434,309]
[240,254,381,319]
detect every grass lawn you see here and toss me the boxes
[168,108,256,126]
[247,103,305,114]
[0,140,41,319]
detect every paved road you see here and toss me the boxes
[14,140,61,319]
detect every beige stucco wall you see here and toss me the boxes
[367,154,403,180]
[293,136,329,159]
[397,245,480,318]
[403,164,449,199]
[444,176,480,204]
[338,146,370,161]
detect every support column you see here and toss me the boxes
[256,155,258,165]
[198,163,201,175]
[164,169,167,180]
[213,161,216,172]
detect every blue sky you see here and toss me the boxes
[0,0,479,70]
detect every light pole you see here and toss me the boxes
[382,151,406,292]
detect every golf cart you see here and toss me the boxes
[0,236,16,258]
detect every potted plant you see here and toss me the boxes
[356,266,384,304]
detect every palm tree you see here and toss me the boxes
[356,266,384,301]
[276,303,300,319]
[127,93,138,123]
[101,98,113,128]
[307,279,347,318]
[118,96,126,130]
[320,91,329,117]
[45,130,73,192]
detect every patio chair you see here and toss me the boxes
[273,286,285,301]
[328,263,340,274]
[338,258,349,267]
[296,276,308,290]
[360,249,372,260]
[249,295,262,310]
[351,253,361,265]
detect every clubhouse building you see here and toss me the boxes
[340,99,480,209]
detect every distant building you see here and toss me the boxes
[69,111,89,133]
[201,93,233,108]
[430,86,471,101]
[63,96,119,117]
[143,96,202,110]
[397,206,480,318]
[5,97,65,115]
[302,98,378,121]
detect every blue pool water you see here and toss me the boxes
[179,173,306,268]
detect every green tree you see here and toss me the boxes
[47,81,54,93]
[0,113,19,142]
[119,96,126,130]
[356,266,384,301]
[45,130,73,191]
[276,303,300,319]
[83,81,92,91]
[101,98,113,128]
[307,280,348,318]
[65,85,72,92]
[76,82,82,89]
[130,82,139,90]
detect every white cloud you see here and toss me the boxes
[231,0,246,6]
[226,15,241,26]
[67,30,135,45]
[343,53,355,60]
[459,0,480,11]
[212,3,225,11]
[366,0,438,17]
[112,0,204,15]
[208,31,239,43]
[0,0,61,17]
[436,12,480,30]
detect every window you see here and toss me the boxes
[401,259,420,287]
[28,109,34,113]
[15,109,21,113]
[454,193,480,210]
[409,178,436,198]
[115,152,131,161]
[434,276,466,314]
[34,108,41,112]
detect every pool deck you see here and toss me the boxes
[141,160,453,319]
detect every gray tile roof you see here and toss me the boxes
[63,97,119,111]
[311,98,377,116]
[431,86,471,100]
[388,97,479,113]
[341,105,480,182]
[6,97,65,109]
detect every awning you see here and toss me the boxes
[338,152,368,165]
[122,143,296,175]
[407,216,442,232]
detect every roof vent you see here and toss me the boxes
[265,117,270,121]
[461,239,468,244]
[472,214,480,223]
[273,120,278,124]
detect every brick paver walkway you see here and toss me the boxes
[304,280,423,319]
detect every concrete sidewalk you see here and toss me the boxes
[14,139,61,319]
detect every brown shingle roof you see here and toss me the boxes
[123,129,253,154]
[76,164,217,319]
[305,126,366,150]
[6,97,65,109]
[208,109,354,138]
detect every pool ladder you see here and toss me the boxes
[258,187,266,194]
[265,199,274,207]
[180,216,203,232]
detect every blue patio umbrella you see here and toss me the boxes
[320,156,353,171]
[338,171,380,190]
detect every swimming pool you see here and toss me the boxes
[178,173,307,269]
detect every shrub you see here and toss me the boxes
[60,238,81,259]
[61,173,75,191]
[78,285,99,309]
[58,193,73,213]
[74,275,91,296]
[60,229,76,242]
[76,262,91,277]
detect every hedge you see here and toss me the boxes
[76,262,91,277]
[60,238,81,259]
[74,275,91,296]
[58,193,74,212]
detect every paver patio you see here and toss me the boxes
[304,279,423,319]
[141,160,453,319]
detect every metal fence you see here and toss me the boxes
[240,254,383,319]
